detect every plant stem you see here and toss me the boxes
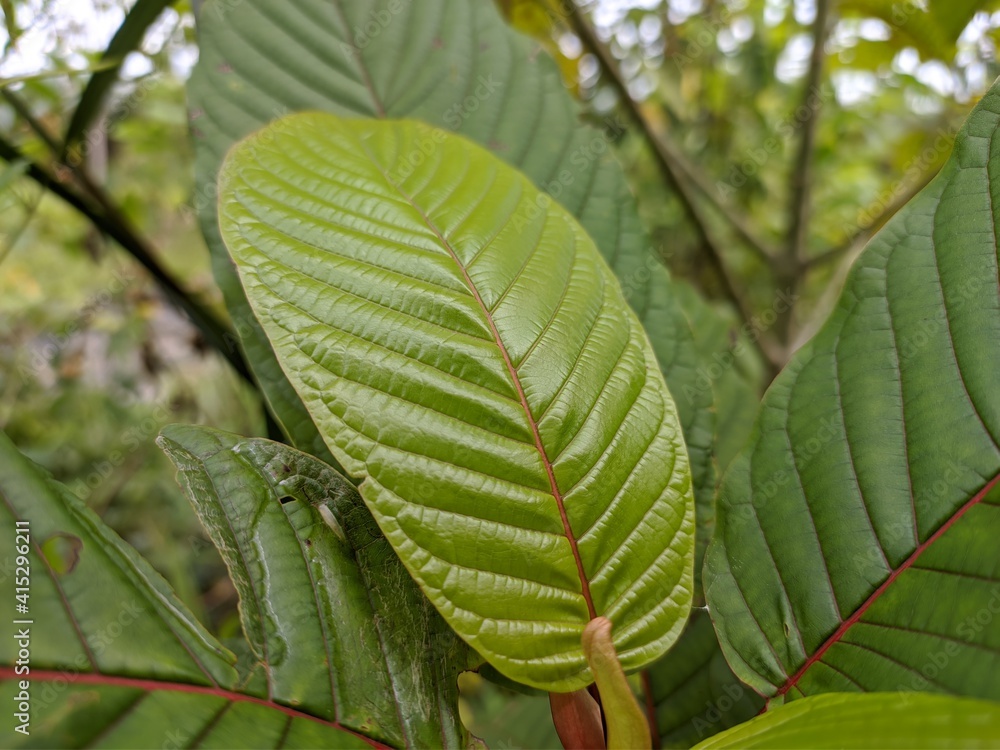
[566,4,778,269]
[0,130,255,387]
[806,163,940,270]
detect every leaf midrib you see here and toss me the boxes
[0,667,386,749]
[770,469,1000,705]
[356,136,599,622]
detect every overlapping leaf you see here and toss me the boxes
[158,425,472,748]
[188,0,740,530]
[692,693,1000,749]
[219,113,695,691]
[0,430,375,750]
[706,83,1000,705]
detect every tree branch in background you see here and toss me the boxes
[0,129,255,388]
[777,0,832,345]
[566,4,779,269]
[566,4,784,368]
[805,163,941,270]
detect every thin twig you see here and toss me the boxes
[777,0,832,345]
[566,4,783,367]
[567,5,778,268]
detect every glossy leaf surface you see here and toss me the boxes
[158,425,472,748]
[693,693,1000,749]
[188,0,747,533]
[219,113,695,691]
[706,82,1000,705]
[0,430,375,750]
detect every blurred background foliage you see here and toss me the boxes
[1,0,998,746]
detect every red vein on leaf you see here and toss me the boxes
[362,140,599,621]
[769,469,1000,705]
[0,668,388,749]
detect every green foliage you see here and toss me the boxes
[3,0,1000,747]
[187,0,762,540]
[219,112,695,692]
[158,426,472,747]
[706,84,1000,703]
[644,611,764,747]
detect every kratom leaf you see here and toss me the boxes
[692,693,1000,749]
[157,425,473,749]
[705,83,1000,706]
[63,0,176,153]
[219,112,695,691]
[0,430,377,750]
[188,0,728,531]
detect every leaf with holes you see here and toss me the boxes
[0,430,379,750]
[691,693,1000,749]
[188,0,753,540]
[219,112,695,691]
[157,425,474,748]
[705,82,1000,706]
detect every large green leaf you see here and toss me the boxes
[692,693,1000,749]
[188,0,730,535]
[219,112,696,692]
[705,84,1000,704]
[157,425,473,748]
[0,430,376,749]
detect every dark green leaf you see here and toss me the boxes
[158,424,473,748]
[0,430,375,749]
[706,81,1000,705]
